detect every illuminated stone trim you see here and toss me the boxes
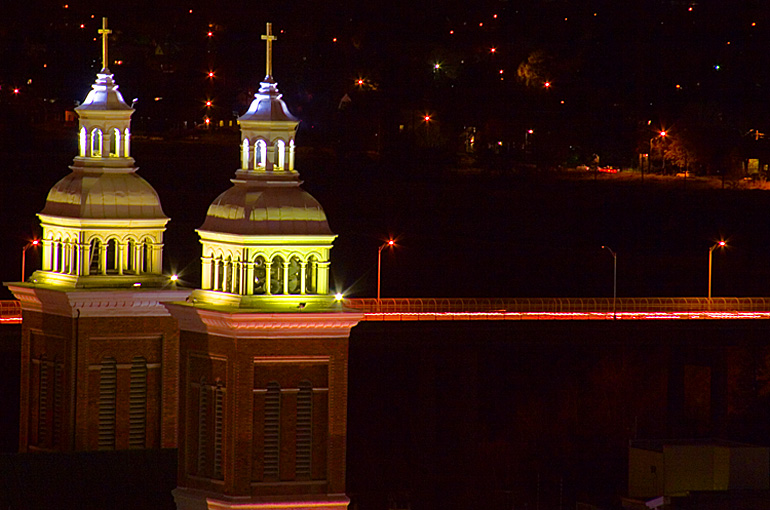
[165,303,362,339]
[5,283,191,318]
[173,487,350,510]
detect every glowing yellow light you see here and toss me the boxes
[493,14,498,18]
[752,22,757,27]
[499,69,504,74]
[334,293,344,301]
[13,88,19,94]
[208,71,214,78]
[170,274,179,282]
[544,81,551,88]
[333,37,337,42]
[63,4,68,7]
[434,63,441,69]
[205,100,212,107]
[528,129,534,134]
[80,24,85,28]
[659,131,666,137]
[560,100,565,104]
[479,22,483,27]
[490,47,496,53]
[424,115,431,122]
[719,241,726,247]
[189,9,193,13]
[449,30,454,34]
[676,84,681,89]
[207,31,213,37]
[388,239,395,246]
[204,118,210,125]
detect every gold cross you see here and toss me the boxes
[261,22,277,78]
[97,17,112,71]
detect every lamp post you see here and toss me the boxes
[377,239,395,304]
[602,246,617,320]
[646,131,667,182]
[21,239,40,282]
[708,240,726,299]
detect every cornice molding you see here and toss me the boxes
[5,283,191,318]
[165,303,363,339]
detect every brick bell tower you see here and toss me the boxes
[5,18,190,453]
[165,23,362,510]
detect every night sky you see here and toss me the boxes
[3,1,770,165]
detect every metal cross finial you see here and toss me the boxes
[98,17,112,71]
[261,22,277,78]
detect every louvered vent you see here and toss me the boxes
[264,382,281,480]
[296,381,313,479]
[129,357,147,449]
[197,378,208,476]
[52,361,63,448]
[38,357,48,446]
[98,358,117,450]
[213,384,225,479]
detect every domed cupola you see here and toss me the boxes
[194,23,337,311]
[32,18,170,289]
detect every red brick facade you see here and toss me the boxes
[8,285,189,453]
[168,304,361,509]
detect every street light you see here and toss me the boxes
[708,240,726,299]
[377,239,396,303]
[646,131,667,182]
[602,246,617,320]
[21,239,40,281]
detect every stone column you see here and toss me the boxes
[300,262,307,294]
[265,261,272,295]
[317,261,331,294]
[282,261,290,295]
[201,256,212,290]
[245,261,254,295]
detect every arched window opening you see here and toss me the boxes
[79,127,87,157]
[197,377,208,476]
[55,241,64,273]
[90,128,103,157]
[109,128,120,157]
[264,382,281,481]
[253,256,267,294]
[288,256,302,294]
[89,239,101,275]
[126,239,135,273]
[98,357,117,450]
[288,139,295,171]
[305,256,318,294]
[254,139,267,169]
[225,257,233,293]
[270,256,285,294]
[233,258,241,294]
[242,139,250,170]
[129,357,147,449]
[106,239,118,273]
[275,140,286,170]
[142,239,151,273]
[216,259,225,292]
[124,128,131,157]
[296,380,313,479]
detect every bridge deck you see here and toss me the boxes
[4,297,770,323]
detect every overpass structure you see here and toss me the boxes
[5,297,770,324]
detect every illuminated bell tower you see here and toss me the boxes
[5,18,189,453]
[166,23,361,510]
